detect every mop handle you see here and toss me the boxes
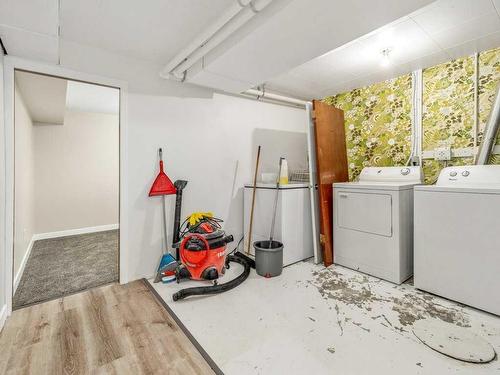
[269,157,284,247]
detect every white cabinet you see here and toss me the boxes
[243,183,313,266]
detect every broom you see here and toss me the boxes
[149,148,177,282]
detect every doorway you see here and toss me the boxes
[12,70,120,309]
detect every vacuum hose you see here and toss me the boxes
[172,255,251,301]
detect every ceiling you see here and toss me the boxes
[185,0,434,93]
[0,0,234,65]
[15,71,119,124]
[59,0,235,65]
[4,0,498,100]
[15,71,67,125]
[0,0,434,98]
[266,0,500,99]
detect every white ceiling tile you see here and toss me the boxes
[357,18,442,67]
[444,31,500,60]
[404,50,451,71]
[290,41,368,80]
[200,0,434,92]
[265,0,500,99]
[265,16,445,98]
[265,81,318,101]
[0,25,59,63]
[410,0,495,35]
[430,12,500,50]
[0,0,59,36]
[59,0,235,64]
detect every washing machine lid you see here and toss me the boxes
[435,165,500,188]
[358,166,423,183]
[333,181,420,191]
[334,166,423,191]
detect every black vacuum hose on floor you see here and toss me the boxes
[172,255,251,301]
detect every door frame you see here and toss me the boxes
[3,56,130,316]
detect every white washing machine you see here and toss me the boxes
[333,166,423,284]
[414,165,500,316]
[243,183,313,266]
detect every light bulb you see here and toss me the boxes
[380,48,391,68]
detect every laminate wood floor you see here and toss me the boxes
[0,280,215,375]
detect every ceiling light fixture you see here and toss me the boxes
[380,48,392,68]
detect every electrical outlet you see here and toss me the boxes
[453,147,476,158]
[434,146,451,161]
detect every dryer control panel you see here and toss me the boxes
[358,166,423,183]
[436,165,500,187]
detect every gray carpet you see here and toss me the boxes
[13,230,119,309]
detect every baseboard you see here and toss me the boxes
[14,237,35,293]
[33,223,119,241]
[0,304,8,333]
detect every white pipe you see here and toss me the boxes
[243,88,308,107]
[410,69,423,166]
[476,84,500,165]
[161,0,272,80]
[473,52,479,161]
[160,0,250,79]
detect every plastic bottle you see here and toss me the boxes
[279,158,289,185]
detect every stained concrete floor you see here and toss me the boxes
[151,261,500,375]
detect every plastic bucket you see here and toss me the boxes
[254,240,283,277]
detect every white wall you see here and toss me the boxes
[126,92,307,280]
[34,110,119,234]
[0,50,6,328]
[13,87,36,284]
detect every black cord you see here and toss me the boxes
[228,236,244,255]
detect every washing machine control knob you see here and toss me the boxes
[462,171,470,177]
[449,171,457,177]
[401,168,410,175]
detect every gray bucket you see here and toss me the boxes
[254,240,283,278]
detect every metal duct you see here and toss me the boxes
[476,84,500,165]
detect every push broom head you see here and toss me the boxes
[149,149,176,196]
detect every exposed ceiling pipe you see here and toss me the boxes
[476,84,500,165]
[160,0,273,81]
[242,88,308,108]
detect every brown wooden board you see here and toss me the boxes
[312,100,349,266]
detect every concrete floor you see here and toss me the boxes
[150,260,500,375]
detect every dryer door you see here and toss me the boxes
[336,191,392,237]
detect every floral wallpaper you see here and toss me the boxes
[422,56,475,183]
[324,75,412,180]
[324,47,500,183]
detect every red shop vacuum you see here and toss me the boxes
[172,213,251,301]
[149,148,251,301]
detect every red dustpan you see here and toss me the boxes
[149,148,176,196]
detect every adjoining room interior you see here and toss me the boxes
[1,0,500,374]
[12,71,120,309]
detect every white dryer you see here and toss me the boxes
[333,166,423,284]
[414,165,500,316]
